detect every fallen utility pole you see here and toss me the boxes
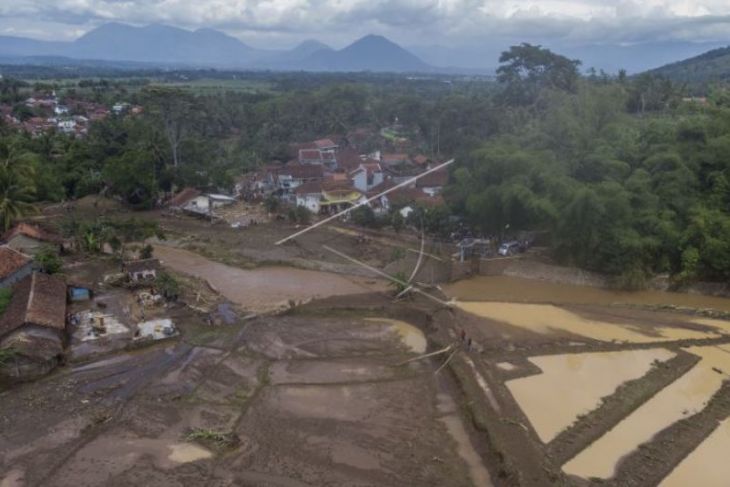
[396,344,453,366]
[275,159,456,245]
[434,347,459,375]
[322,245,452,307]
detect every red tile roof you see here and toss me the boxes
[0,272,67,339]
[389,187,445,207]
[336,148,363,172]
[314,138,337,149]
[322,175,355,190]
[416,168,449,187]
[0,246,31,280]
[295,180,323,195]
[280,164,324,179]
[299,149,323,161]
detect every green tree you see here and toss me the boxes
[497,43,581,104]
[0,143,37,230]
[36,245,63,274]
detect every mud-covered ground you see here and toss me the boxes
[0,297,489,487]
[15,205,730,487]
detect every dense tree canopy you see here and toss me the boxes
[3,46,730,286]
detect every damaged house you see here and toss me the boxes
[124,259,160,282]
[0,272,68,380]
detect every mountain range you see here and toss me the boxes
[0,23,434,73]
[0,22,729,76]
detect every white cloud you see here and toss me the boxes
[1,0,730,47]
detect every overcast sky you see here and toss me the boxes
[1,0,730,49]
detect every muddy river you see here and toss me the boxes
[154,245,385,311]
[445,275,730,312]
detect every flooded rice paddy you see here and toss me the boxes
[659,418,730,487]
[445,275,730,312]
[507,349,676,442]
[154,245,384,311]
[455,301,724,342]
[563,344,730,479]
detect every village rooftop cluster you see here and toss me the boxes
[1,90,141,137]
[0,223,176,380]
[173,127,449,221]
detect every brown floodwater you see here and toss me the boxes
[444,275,730,312]
[454,302,723,343]
[659,418,730,487]
[563,344,730,480]
[364,318,428,354]
[154,245,385,311]
[507,349,676,443]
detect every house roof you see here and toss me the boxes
[295,180,323,196]
[321,188,363,205]
[336,148,363,172]
[299,149,322,161]
[169,187,202,208]
[207,194,236,202]
[0,246,31,280]
[382,153,409,164]
[366,179,397,197]
[389,187,445,207]
[0,272,67,339]
[280,164,324,179]
[416,168,449,187]
[124,259,160,274]
[413,154,429,166]
[314,138,337,149]
[322,178,354,192]
[2,223,62,244]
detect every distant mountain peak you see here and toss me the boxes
[302,33,431,73]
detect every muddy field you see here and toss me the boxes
[0,298,493,487]
[10,207,730,486]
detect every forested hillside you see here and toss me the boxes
[2,44,730,286]
[649,46,730,91]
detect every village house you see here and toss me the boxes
[0,272,68,380]
[124,259,160,282]
[415,166,449,196]
[366,180,397,215]
[0,246,33,288]
[350,160,385,193]
[57,118,76,134]
[298,148,338,170]
[319,180,366,214]
[2,223,64,256]
[313,138,339,153]
[295,180,324,213]
[168,188,235,216]
[276,164,325,200]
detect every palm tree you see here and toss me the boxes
[0,143,38,231]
